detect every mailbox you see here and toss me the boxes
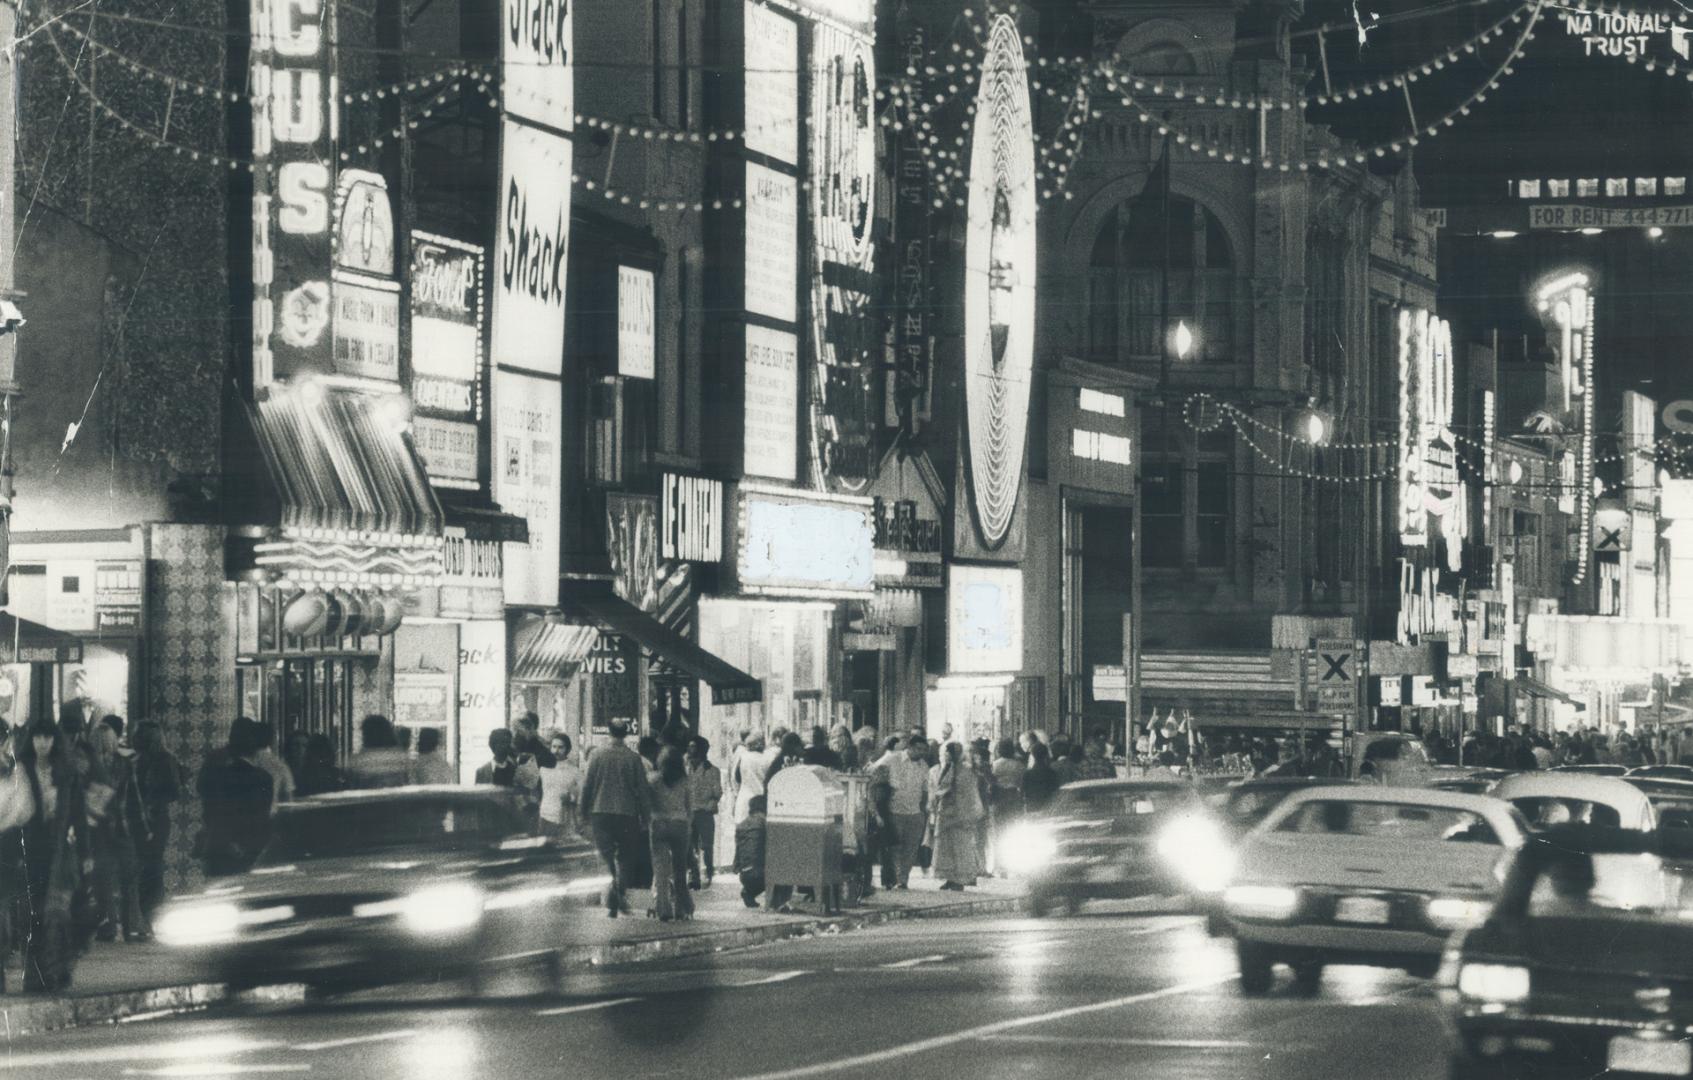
[765,765,846,911]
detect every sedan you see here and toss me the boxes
[1627,765,1693,783]
[1221,786,1527,994]
[999,780,1225,916]
[1493,772,1658,833]
[1441,824,1693,1079]
[154,786,607,989]
[1549,764,1629,777]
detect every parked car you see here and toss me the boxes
[1548,764,1629,777]
[1440,824,1693,1079]
[154,786,607,990]
[1492,772,1658,833]
[1000,780,1222,917]
[1221,786,1527,993]
[1623,776,1693,835]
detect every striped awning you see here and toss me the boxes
[1140,651,1297,702]
[249,386,443,540]
[510,617,599,684]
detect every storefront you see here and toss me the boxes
[1524,613,1693,733]
[224,380,447,759]
[928,562,1025,746]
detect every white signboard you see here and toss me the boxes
[744,324,798,480]
[1530,204,1693,230]
[491,120,571,376]
[618,265,655,379]
[332,280,401,382]
[744,1,798,164]
[493,369,562,606]
[737,490,874,596]
[414,417,480,489]
[946,563,1024,674]
[502,0,573,129]
[410,232,483,384]
[745,162,798,322]
[457,620,508,785]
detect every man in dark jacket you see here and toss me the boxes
[578,720,650,917]
[513,712,557,768]
[196,717,274,877]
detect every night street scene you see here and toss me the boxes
[9,0,1693,1078]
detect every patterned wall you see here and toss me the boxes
[147,523,237,894]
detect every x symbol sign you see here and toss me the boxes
[1321,653,1351,682]
[1597,527,1623,551]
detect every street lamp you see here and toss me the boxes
[1172,320,1194,361]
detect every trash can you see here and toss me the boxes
[766,765,846,913]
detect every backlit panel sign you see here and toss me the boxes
[493,369,561,606]
[413,417,479,489]
[457,620,506,784]
[661,472,723,562]
[1397,308,1460,570]
[618,266,655,379]
[491,120,571,376]
[743,2,798,164]
[946,563,1024,673]
[502,0,573,129]
[409,232,483,403]
[746,162,798,323]
[744,324,798,480]
[250,0,338,386]
[735,486,873,597]
[961,16,1037,551]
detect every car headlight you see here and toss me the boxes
[1426,896,1492,931]
[1223,884,1300,921]
[154,902,294,947]
[1456,963,1530,1004]
[999,822,1059,876]
[1155,815,1236,893]
[355,882,485,935]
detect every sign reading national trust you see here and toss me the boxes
[956,15,1036,558]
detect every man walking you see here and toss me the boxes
[874,735,930,889]
[685,736,722,888]
[578,719,651,917]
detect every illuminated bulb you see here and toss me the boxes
[1649,226,1665,238]
[1508,461,1525,484]
[1491,230,1520,239]
[1304,413,1328,444]
[1593,477,1605,497]
[1173,321,1194,359]
[1580,227,1603,236]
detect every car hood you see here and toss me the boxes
[1238,831,1506,895]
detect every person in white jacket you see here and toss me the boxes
[730,732,769,823]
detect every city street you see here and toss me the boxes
[0,909,1448,1080]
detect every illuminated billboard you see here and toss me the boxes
[946,563,1024,674]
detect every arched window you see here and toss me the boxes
[1125,41,1198,76]
[1086,194,1234,365]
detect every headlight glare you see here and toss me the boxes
[1156,815,1235,893]
[400,882,484,935]
[1426,896,1492,931]
[155,902,241,947]
[999,822,1058,876]
[1456,963,1530,1004]
[1223,884,1299,921]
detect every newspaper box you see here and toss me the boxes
[766,765,845,909]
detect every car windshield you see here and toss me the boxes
[1509,797,1623,830]
[1224,787,1305,826]
[263,799,519,862]
[1363,739,1429,765]
[1278,799,1501,843]
[1527,852,1693,919]
[1053,786,1193,824]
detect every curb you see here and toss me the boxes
[0,893,1026,1038]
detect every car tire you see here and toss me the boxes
[1237,942,1275,995]
[1292,960,1323,996]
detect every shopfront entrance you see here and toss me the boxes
[237,656,368,761]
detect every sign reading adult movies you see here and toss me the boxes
[251,0,338,386]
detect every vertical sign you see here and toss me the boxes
[410,232,485,489]
[251,0,338,386]
[618,266,655,379]
[493,370,561,606]
[744,325,799,480]
[743,2,798,165]
[331,171,400,382]
[457,620,507,784]
[502,0,573,129]
[745,163,798,323]
[892,19,932,431]
[491,121,571,376]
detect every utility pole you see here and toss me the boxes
[0,1,26,608]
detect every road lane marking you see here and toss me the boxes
[122,1068,311,1077]
[727,972,1237,1080]
[982,1034,1254,1049]
[290,1031,419,1052]
[535,996,643,1017]
[733,970,809,987]
[879,955,947,968]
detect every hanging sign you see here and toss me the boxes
[660,472,723,563]
[501,0,574,129]
[491,121,571,376]
[493,369,561,606]
[617,266,656,379]
[409,232,483,416]
[743,1,798,164]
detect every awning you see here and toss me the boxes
[510,616,598,684]
[248,385,443,539]
[1515,676,1587,711]
[1140,651,1297,701]
[559,583,763,705]
[0,613,83,664]
[443,501,529,544]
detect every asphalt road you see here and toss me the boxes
[0,907,1454,1080]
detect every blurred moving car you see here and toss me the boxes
[1492,773,1658,833]
[1440,825,1693,1080]
[1548,764,1629,777]
[1196,777,1360,934]
[1626,765,1693,783]
[999,780,1225,916]
[1348,733,1435,785]
[154,786,607,989]
[1221,786,1527,994]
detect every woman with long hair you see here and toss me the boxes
[15,716,90,991]
[646,746,695,921]
[1023,741,1059,813]
[931,742,985,891]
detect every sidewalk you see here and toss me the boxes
[0,875,1025,1037]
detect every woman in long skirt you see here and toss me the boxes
[930,743,984,891]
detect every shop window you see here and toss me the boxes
[1087,195,1234,364]
[1195,460,1229,568]
[1141,459,1183,568]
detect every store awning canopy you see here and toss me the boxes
[559,582,762,705]
[510,616,598,684]
[1515,675,1587,711]
[242,384,443,540]
[0,612,83,664]
[443,501,529,544]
